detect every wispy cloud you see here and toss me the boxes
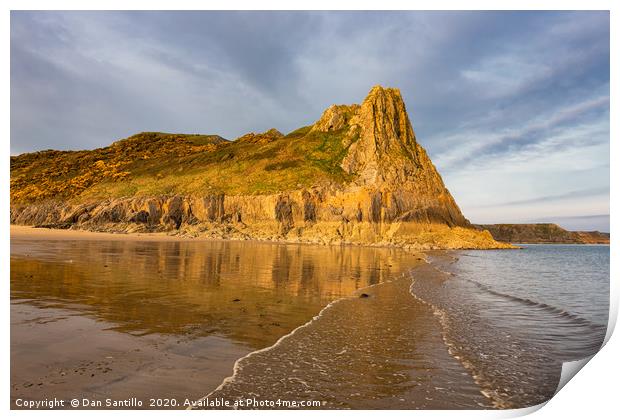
[432,94,609,172]
[478,187,609,208]
[10,11,609,230]
[529,214,610,232]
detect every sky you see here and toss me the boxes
[10,11,610,231]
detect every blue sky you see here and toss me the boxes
[10,11,610,231]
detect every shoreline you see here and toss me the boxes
[198,256,492,409]
[10,226,608,409]
[192,276,416,409]
[10,225,207,242]
[11,237,460,410]
[12,232,440,409]
[9,225,422,250]
[11,225,605,248]
[9,224,515,251]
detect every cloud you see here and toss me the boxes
[478,187,609,208]
[10,11,610,230]
[530,214,610,232]
[431,94,609,172]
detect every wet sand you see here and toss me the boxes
[11,303,250,409]
[12,227,440,409]
[11,226,606,410]
[203,275,488,409]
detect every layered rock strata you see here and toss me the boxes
[11,86,511,250]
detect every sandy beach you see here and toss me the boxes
[10,224,608,409]
[11,226,259,409]
[10,225,204,242]
[11,303,249,410]
[11,229,436,409]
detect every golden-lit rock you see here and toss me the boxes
[10,86,513,249]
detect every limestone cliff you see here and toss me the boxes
[477,223,610,244]
[10,86,510,249]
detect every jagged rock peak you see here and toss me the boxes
[312,104,360,132]
[357,84,418,154]
[364,85,404,102]
[308,85,468,227]
[331,85,420,185]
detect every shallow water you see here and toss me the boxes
[11,237,609,409]
[11,237,421,407]
[410,245,609,408]
[204,275,489,409]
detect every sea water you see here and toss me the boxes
[11,236,609,409]
[410,244,609,408]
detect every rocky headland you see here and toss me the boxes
[11,86,511,249]
[476,223,610,244]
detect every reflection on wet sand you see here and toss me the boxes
[205,276,488,409]
[11,237,421,408]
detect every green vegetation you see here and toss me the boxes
[11,125,358,204]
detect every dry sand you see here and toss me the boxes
[10,225,202,242]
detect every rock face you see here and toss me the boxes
[336,86,469,226]
[573,231,611,244]
[10,86,511,249]
[476,224,610,244]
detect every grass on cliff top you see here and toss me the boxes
[11,127,357,204]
